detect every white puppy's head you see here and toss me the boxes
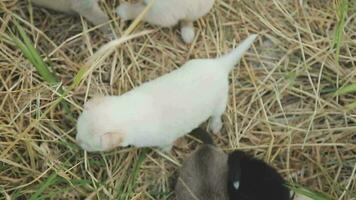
[76,96,126,152]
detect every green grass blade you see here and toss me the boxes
[29,172,59,200]
[116,149,148,200]
[124,149,147,200]
[346,101,356,110]
[289,184,332,200]
[12,20,59,85]
[72,67,87,88]
[10,19,71,113]
[332,0,348,64]
[334,84,356,96]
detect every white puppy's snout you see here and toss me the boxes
[76,137,82,145]
[75,136,87,149]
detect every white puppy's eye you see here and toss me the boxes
[233,181,240,190]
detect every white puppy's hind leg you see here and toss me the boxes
[209,93,228,134]
[117,2,180,27]
[180,20,195,44]
[116,2,145,21]
[209,116,223,134]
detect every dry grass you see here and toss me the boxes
[1,0,356,199]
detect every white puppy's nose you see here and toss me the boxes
[75,138,91,151]
[76,137,83,146]
[75,138,83,146]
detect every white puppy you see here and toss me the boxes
[30,0,111,33]
[116,0,215,43]
[76,34,257,152]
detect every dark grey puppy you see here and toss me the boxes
[175,128,291,200]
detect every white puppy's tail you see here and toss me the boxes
[219,34,258,72]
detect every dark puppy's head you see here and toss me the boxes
[175,128,229,200]
[228,151,290,200]
[175,145,229,200]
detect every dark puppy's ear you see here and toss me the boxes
[227,151,243,190]
[189,127,214,145]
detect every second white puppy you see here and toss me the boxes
[30,0,111,34]
[76,34,257,152]
[116,0,215,43]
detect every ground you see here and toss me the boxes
[0,0,355,199]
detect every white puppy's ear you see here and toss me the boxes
[100,132,124,151]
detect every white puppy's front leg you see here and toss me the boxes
[180,20,195,44]
[71,0,111,34]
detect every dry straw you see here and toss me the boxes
[0,0,355,199]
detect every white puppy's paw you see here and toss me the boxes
[116,3,131,21]
[181,26,195,44]
[209,118,223,134]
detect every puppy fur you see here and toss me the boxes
[176,128,312,200]
[228,151,290,200]
[116,0,215,43]
[176,145,229,200]
[175,128,229,200]
[76,34,257,152]
[30,0,111,33]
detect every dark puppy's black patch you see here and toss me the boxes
[227,151,290,200]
